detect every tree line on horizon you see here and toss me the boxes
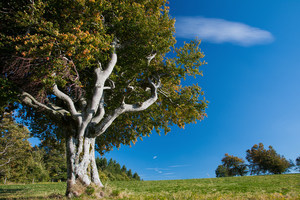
[215,143,299,177]
[0,113,140,184]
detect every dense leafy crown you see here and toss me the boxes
[246,143,290,175]
[0,0,207,154]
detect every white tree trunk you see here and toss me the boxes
[65,130,103,198]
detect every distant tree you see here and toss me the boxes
[96,157,108,171]
[40,138,67,182]
[246,143,290,175]
[95,157,139,181]
[0,113,32,183]
[127,169,133,178]
[27,147,50,183]
[121,165,127,173]
[296,156,300,172]
[107,159,115,171]
[215,165,229,177]
[216,154,248,177]
[132,172,140,180]
[114,163,121,174]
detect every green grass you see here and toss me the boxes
[0,174,299,199]
[0,182,66,199]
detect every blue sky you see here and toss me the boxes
[29,1,300,180]
[101,0,300,180]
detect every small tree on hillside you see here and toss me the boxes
[215,165,229,177]
[215,153,248,177]
[246,143,290,175]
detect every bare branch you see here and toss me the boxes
[87,45,117,123]
[147,52,157,65]
[0,158,11,167]
[102,42,117,79]
[21,91,68,117]
[93,77,161,137]
[88,67,105,118]
[103,79,115,90]
[91,95,105,124]
[93,106,125,137]
[48,102,70,115]
[123,77,160,112]
[158,88,178,105]
[53,84,80,118]
[97,61,103,70]
[0,143,14,155]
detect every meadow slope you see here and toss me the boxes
[0,173,299,199]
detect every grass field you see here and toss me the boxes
[0,174,299,199]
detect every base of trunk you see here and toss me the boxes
[66,179,104,198]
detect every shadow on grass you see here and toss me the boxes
[0,188,23,194]
[0,195,65,200]
[0,189,64,200]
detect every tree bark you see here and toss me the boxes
[65,130,103,198]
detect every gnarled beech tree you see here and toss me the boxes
[0,0,207,197]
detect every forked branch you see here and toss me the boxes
[93,77,161,137]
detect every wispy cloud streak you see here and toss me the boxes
[176,17,274,46]
[146,167,167,174]
[168,164,191,168]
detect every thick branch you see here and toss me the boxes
[93,106,125,137]
[87,47,117,124]
[89,67,105,114]
[53,84,80,120]
[91,95,105,124]
[102,44,117,79]
[21,91,68,117]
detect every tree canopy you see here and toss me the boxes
[246,143,290,175]
[0,0,207,153]
[1,0,207,196]
[215,153,247,177]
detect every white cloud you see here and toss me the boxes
[153,156,157,159]
[168,164,190,168]
[176,17,274,46]
[146,168,164,174]
[163,173,174,175]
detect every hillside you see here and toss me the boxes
[0,174,299,199]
